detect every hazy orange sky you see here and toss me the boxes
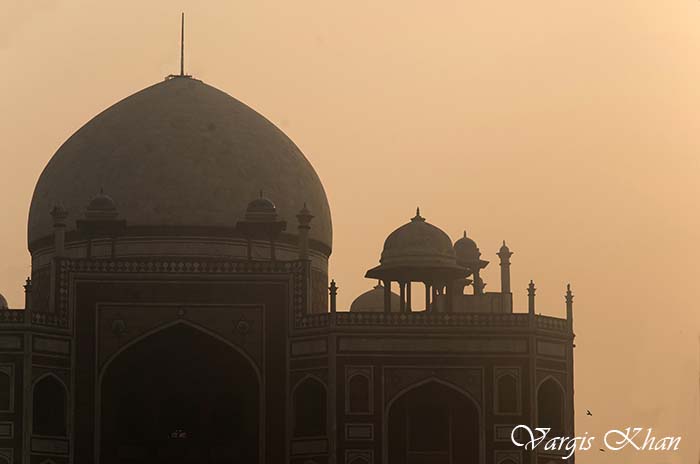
[1,1,699,462]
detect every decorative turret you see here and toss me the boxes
[328,280,338,313]
[236,191,287,260]
[23,277,32,311]
[528,280,536,315]
[50,202,68,257]
[565,283,574,329]
[296,203,314,260]
[76,189,126,258]
[497,241,513,294]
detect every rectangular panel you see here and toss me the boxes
[339,337,527,354]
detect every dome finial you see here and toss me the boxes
[180,12,185,76]
[463,230,467,238]
[259,189,264,198]
[411,207,425,222]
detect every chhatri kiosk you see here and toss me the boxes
[0,73,575,464]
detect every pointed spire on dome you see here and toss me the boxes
[180,12,185,76]
[411,207,425,222]
[166,12,191,79]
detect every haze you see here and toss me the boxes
[1,1,698,462]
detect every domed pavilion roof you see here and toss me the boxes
[28,76,332,254]
[454,230,481,265]
[365,209,467,282]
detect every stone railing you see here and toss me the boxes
[335,311,532,327]
[297,311,570,333]
[535,315,569,332]
[296,313,330,329]
[30,311,66,328]
[0,310,26,324]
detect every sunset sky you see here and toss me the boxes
[1,1,699,462]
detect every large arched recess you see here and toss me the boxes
[386,380,480,464]
[99,322,260,464]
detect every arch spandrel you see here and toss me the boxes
[384,367,482,408]
[96,305,264,373]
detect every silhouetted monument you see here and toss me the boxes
[0,74,575,463]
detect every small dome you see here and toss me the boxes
[85,190,118,220]
[244,192,278,222]
[380,209,457,268]
[246,194,276,214]
[350,284,400,312]
[0,294,7,310]
[499,240,511,254]
[454,230,481,265]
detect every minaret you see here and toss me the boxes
[565,283,574,330]
[497,240,513,294]
[50,203,68,257]
[527,280,536,315]
[296,203,314,260]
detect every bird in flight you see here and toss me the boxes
[599,448,606,452]
[586,409,593,416]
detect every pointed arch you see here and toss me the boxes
[292,375,327,438]
[385,377,482,464]
[347,373,371,414]
[537,376,565,436]
[349,458,369,464]
[32,373,68,436]
[98,321,261,462]
[98,319,262,385]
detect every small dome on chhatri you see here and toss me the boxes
[379,208,457,268]
[350,283,400,312]
[85,189,118,220]
[244,191,278,222]
[246,191,276,213]
[0,294,7,310]
[454,230,481,265]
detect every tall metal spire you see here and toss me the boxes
[180,12,185,76]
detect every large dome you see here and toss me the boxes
[28,77,332,253]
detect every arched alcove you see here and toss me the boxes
[99,323,260,464]
[293,377,327,437]
[348,374,371,414]
[33,375,67,436]
[0,370,11,411]
[496,374,518,413]
[537,378,564,436]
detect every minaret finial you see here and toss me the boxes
[180,12,185,76]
